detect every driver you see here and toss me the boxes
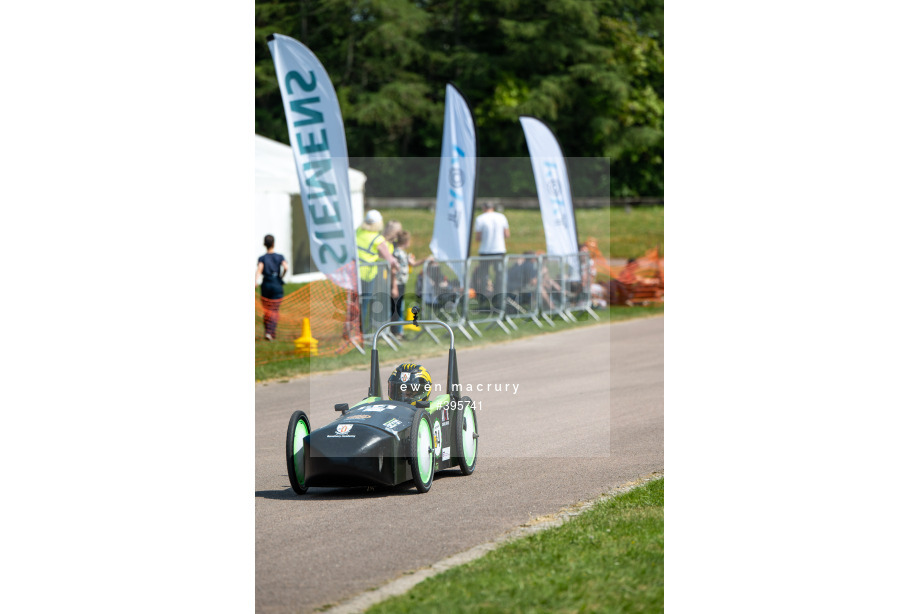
[387,363,433,406]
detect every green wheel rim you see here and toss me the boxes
[293,418,309,486]
[417,420,433,483]
[462,406,477,466]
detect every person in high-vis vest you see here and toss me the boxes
[356,209,398,335]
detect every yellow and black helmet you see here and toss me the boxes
[387,363,433,405]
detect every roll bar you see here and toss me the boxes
[368,307,461,404]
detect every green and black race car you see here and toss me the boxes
[285,308,479,494]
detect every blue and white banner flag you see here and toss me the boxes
[520,116,579,274]
[268,33,357,291]
[430,84,477,265]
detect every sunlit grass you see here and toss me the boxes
[374,206,663,262]
[255,304,662,382]
[365,478,664,614]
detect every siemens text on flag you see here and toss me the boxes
[268,34,357,290]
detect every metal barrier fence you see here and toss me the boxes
[358,261,399,350]
[565,251,600,321]
[501,253,543,329]
[357,251,597,351]
[417,258,473,342]
[465,255,511,335]
[538,255,573,325]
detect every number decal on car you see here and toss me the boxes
[432,421,442,456]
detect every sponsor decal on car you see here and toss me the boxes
[432,421,442,456]
[364,404,397,412]
[344,414,371,420]
[382,418,402,431]
[327,423,356,438]
[442,446,450,461]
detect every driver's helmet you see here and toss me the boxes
[387,363,433,405]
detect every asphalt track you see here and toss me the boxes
[255,316,663,613]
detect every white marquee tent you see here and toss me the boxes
[255,134,366,283]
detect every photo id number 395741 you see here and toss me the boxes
[448,399,482,411]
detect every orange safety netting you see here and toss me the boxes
[584,238,664,306]
[255,280,362,364]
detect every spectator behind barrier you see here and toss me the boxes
[567,243,597,307]
[506,252,539,311]
[536,251,563,311]
[416,257,441,317]
[390,229,416,338]
[356,210,399,335]
[416,257,465,321]
[471,202,510,309]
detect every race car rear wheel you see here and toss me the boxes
[455,396,478,475]
[408,409,434,493]
[285,410,311,495]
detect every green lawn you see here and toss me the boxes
[376,206,663,262]
[364,478,664,614]
[255,303,663,381]
[256,206,663,380]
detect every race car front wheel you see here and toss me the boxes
[285,410,311,495]
[408,409,434,493]
[455,396,478,475]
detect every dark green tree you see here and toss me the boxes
[255,0,664,197]
[256,0,440,156]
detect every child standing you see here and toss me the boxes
[391,230,416,338]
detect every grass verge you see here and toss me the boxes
[366,478,664,614]
[258,205,663,381]
[255,305,663,382]
[373,206,663,262]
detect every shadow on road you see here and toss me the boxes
[255,470,466,501]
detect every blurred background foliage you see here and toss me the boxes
[255,0,663,198]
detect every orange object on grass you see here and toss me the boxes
[255,280,362,364]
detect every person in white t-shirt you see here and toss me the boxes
[471,202,510,308]
[474,202,510,256]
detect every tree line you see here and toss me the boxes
[255,0,663,198]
